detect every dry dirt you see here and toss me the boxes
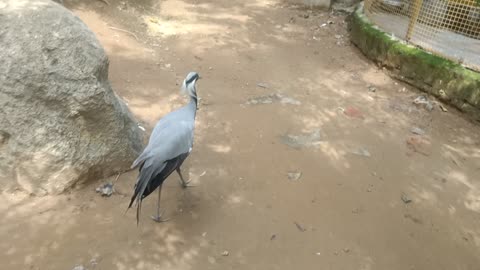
[2,0,480,269]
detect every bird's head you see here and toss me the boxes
[181,71,200,99]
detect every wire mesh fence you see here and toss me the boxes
[364,0,480,71]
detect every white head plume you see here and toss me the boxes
[181,71,200,98]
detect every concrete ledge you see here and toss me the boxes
[349,3,480,121]
[287,0,331,9]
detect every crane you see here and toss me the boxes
[127,72,200,224]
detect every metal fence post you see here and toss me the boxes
[406,0,424,40]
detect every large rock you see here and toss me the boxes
[0,0,144,195]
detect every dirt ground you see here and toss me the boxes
[1,0,480,269]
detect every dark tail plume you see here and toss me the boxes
[126,162,155,225]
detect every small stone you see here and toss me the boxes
[343,248,350,253]
[294,222,307,232]
[315,252,321,255]
[287,171,302,181]
[344,107,364,119]
[95,183,114,197]
[352,208,362,214]
[401,193,412,204]
[351,147,371,157]
[410,127,425,135]
[280,129,322,149]
[207,256,216,264]
[426,103,434,111]
[90,257,98,266]
[221,250,229,256]
[247,93,299,105]
[257,82,268,88]
[202,232,207,237]
[413,95,427,104]
[406,136,431,156]
[72,266,86,270]
[368,85,377,92]
[335,34,342,39]
[413,95,434,111]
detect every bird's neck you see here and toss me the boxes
[185,84,197,115]
[188,95,198,116]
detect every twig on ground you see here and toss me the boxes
[108,26,139,41]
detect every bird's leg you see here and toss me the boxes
[176,167,195,188]
[151,185,170,223]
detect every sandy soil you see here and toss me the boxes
[1,0,480,269]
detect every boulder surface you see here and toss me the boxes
[0,0,143,195]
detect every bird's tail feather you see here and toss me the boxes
[136,199,142,226]
[126,163,155,224]
[131,152,148,170]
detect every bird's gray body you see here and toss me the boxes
[132,99,196,173]
[128,72,200,223]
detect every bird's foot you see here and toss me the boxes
[150,210,170,223]
[180,179,196,189]
[180,180,196,188]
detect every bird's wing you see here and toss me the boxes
[145,119,194,161]
[131,109,192,169]
[141,152,189,198]
[129,119,194,196]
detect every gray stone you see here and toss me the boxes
[287,0,331,9]
[246,93,301,106]
[410,127,426,135]
[256,82,269,88]
[96,183,114,197]
[401,193,412,204]
[287,171,302,181]
[280,129,322,149]
[351,147,371,157]
[0,0,143,195]
[413,96,434,111]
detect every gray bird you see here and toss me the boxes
[128,72,200,223]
